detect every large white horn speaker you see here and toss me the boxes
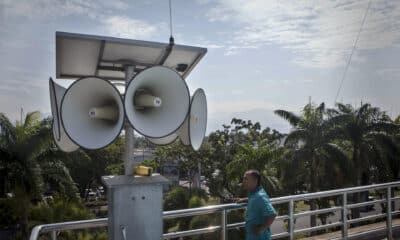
[148,88,207,151]
[124,66,190,138]
[184,88,207,150]
[60,77,124,150]
[49,78,79,152]
[147,134,178,146]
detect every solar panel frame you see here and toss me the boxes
[56,31,207,80]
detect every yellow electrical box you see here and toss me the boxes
[134,165,153,176]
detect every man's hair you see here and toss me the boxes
[246,169,261,187]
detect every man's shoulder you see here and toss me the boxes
[250,190,269,205]
[256,188,270,199]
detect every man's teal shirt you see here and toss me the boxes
[245,186,277,240]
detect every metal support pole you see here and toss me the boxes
[50,230,56,240]
[124,65,135,175]
[342,193,348,239]
[289,200,294,240]
[221,209,227,240]
[387,187,393,240]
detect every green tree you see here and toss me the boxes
[207,119,283,199]
[154,140,212,190]
[63,136,124,198]
[275,103,349,228]
[328,103,399,219]
[0,111,77,239]
[226,144,282,197]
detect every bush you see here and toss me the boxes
[164,186,190,210]
[188,196,206,208]
[0,199,18,227]
[29,197,99,240]
[30,197,94,224]
[190,188,209,201]
[188,215,218,240]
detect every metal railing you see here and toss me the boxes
[30,181,400,240]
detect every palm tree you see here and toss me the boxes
[275,103,349,228]
[328,103,399,219]
[0,111,77,239]
[226,143,282,196]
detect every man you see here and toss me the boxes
[235,170,277,240]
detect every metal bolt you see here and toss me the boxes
[131,196,135,200]
[142,196,145,200]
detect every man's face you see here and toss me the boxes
[242,172,257,192]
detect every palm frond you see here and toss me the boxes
[366,122,399,134]
[356,103,371,121]
[336,103,353,114]
[0,113,16,146]
[23,111,42,129]
[316,102,325,114]
[325,114,352,129]
[284,129,308,146]
[274,110,301,127]
[323,143,351,170]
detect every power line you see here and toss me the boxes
[334,0,371,104]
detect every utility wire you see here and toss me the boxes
[334,0,371,104]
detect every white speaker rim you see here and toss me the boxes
[60,76,125,150]
[178,118,190,146]
[124,66,190,138]
[188,88,207,150]
[49,78,61,142]
[52,121,79,152]
[147,134,179,146]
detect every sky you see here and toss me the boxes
[1,0,400,134]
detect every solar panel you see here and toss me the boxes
[56,32,207,80]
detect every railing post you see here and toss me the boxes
[50,230,56,240]
[289,200,294,240]
[221,209,227,240]
[387,187,393,240]
[342,193,348,239]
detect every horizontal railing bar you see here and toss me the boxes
[163,203,246,219]
[271,232,290,239]
[347,227,386,239]
[163,226,221,239]
[29,218,108,240]
[276,215,289,221]
[294,206,342,218]
[30,181,400,240]
[347,199,386,209]
[271,181,400,204]
[347,213,386,224]
[226,223,290,239]
[392,196,400,201]
[294,222,342,234]
[392,210,400,215]
[227,222,245,229]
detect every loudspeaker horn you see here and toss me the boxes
[147,134,179,146]
[49,78,79,152]
[148,88,207,151]
[60,77,124,150]
[124,66,190,138]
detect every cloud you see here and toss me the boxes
[102,16,159,39]
[205,0,400,68]
[209,100,279,114]
[1,0,102,19]
[375,67,400,80]
[0,0,133,21]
